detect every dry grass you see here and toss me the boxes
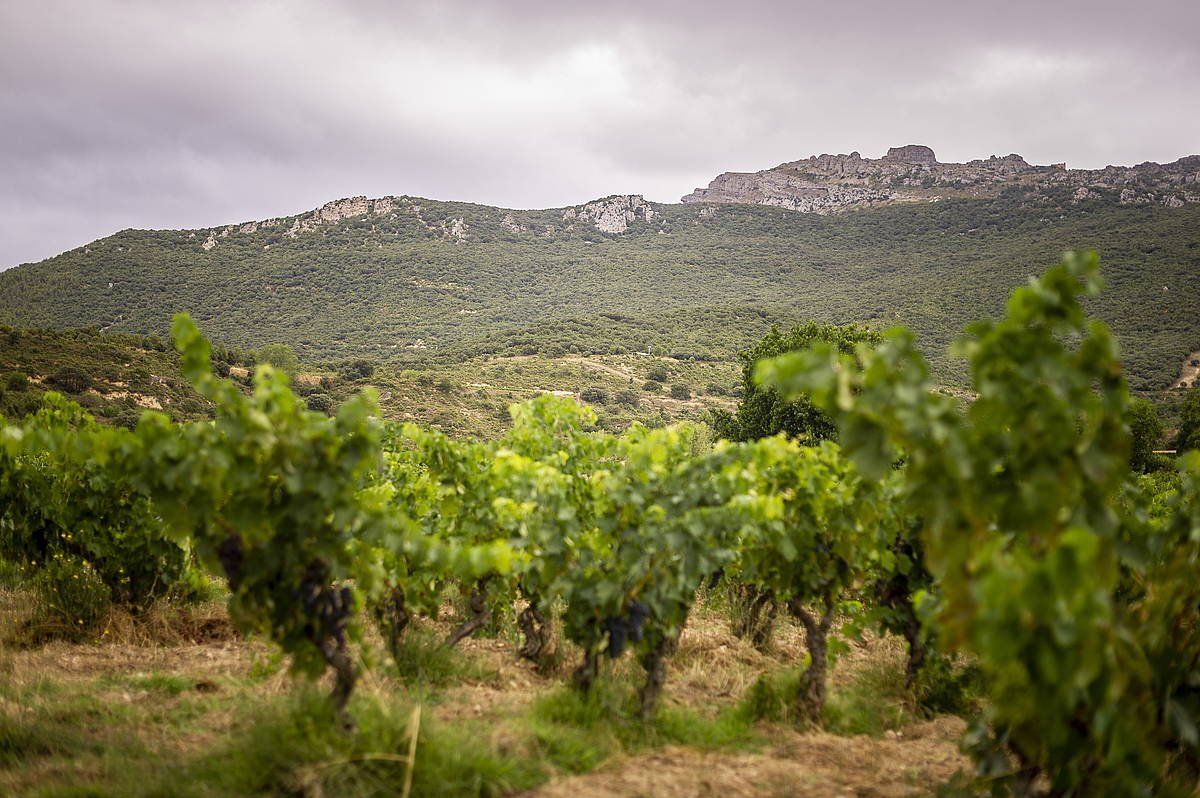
[525,717,968,798]
[0,590,975,798]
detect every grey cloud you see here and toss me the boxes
[1,0,1197,267]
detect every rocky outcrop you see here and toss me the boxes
[441,217,468,241]
[500,213,527,233]
[564,195,657,234]
[284,196,394,237]
[884,144,938,164]
[682,145,1200,214]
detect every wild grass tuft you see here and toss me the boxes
[524,675,761,774]
[128,689,546,798]
[380,627,495,686]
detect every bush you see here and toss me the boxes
[641,381,660,392]
[5,372,28,392]
[1127,397,1163,472]
[112,408,143,430]
[435,379,455,394]
[669,384,692,400]
[33,553,112,637]
[305,393,334,414]
[48,366,91,394]
[705,383,728,396]
[256,343,298,375]
[338,359,376,381]
[645,366,669,383]
[579,387,608,405]
[615,390,640,408]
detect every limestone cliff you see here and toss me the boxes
[682,146,1200,214]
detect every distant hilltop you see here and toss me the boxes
[682,145,1200,214]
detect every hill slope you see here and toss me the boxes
[0,327,211,424]
[1,192,1198,390]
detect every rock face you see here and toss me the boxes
[564,195,657,234]
[884,144,938,164]
[682,145,1200,214]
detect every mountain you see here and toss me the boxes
[682,145,1200,215]
[0,177,1198,392]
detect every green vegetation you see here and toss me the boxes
[1128,397,1165,471]
[1,196,1197,390]
[0,326,213,424]
[3,252,1200,796]
[760,251,1200,794]
[1178,388,1200,452]
[720,321,882,441]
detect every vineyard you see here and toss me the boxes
[2,252,1199,797]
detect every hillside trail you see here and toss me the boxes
[1171,350,1200,388]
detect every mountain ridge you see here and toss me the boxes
[1,182,1198,392]
[682,145,1200,214]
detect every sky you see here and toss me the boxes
[1,0,1198,269]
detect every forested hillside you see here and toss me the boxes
[1,194,1197,390]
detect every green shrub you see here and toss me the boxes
[912,656,983,716]
[32,553,111,637]
[615,390,639,408]
[5,372,28,392]
[256,343,298,375]
[645,366,669,383]
[579,387,608,405]
[1127,397,1163,472]
[305,393,334,414]
[669,384,691,400]
[641,380,660,392]
[48,366,91,393]
[338,359,376,381]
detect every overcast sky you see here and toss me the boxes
[1,0,1198,268]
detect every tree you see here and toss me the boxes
[1178,389,1200,453]
[48,365,91,394]
[1127,397,1163,472]
[726,322,882,441]
[256,343,298,375]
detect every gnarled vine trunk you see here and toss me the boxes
[445,575,493,648]
[638,633,678,719]
[789,599,835,725]
[319,634,358,733]
[901,613,927,691]
[517,601,555,671]
[375,584,410,662]
[573,649,600,692]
